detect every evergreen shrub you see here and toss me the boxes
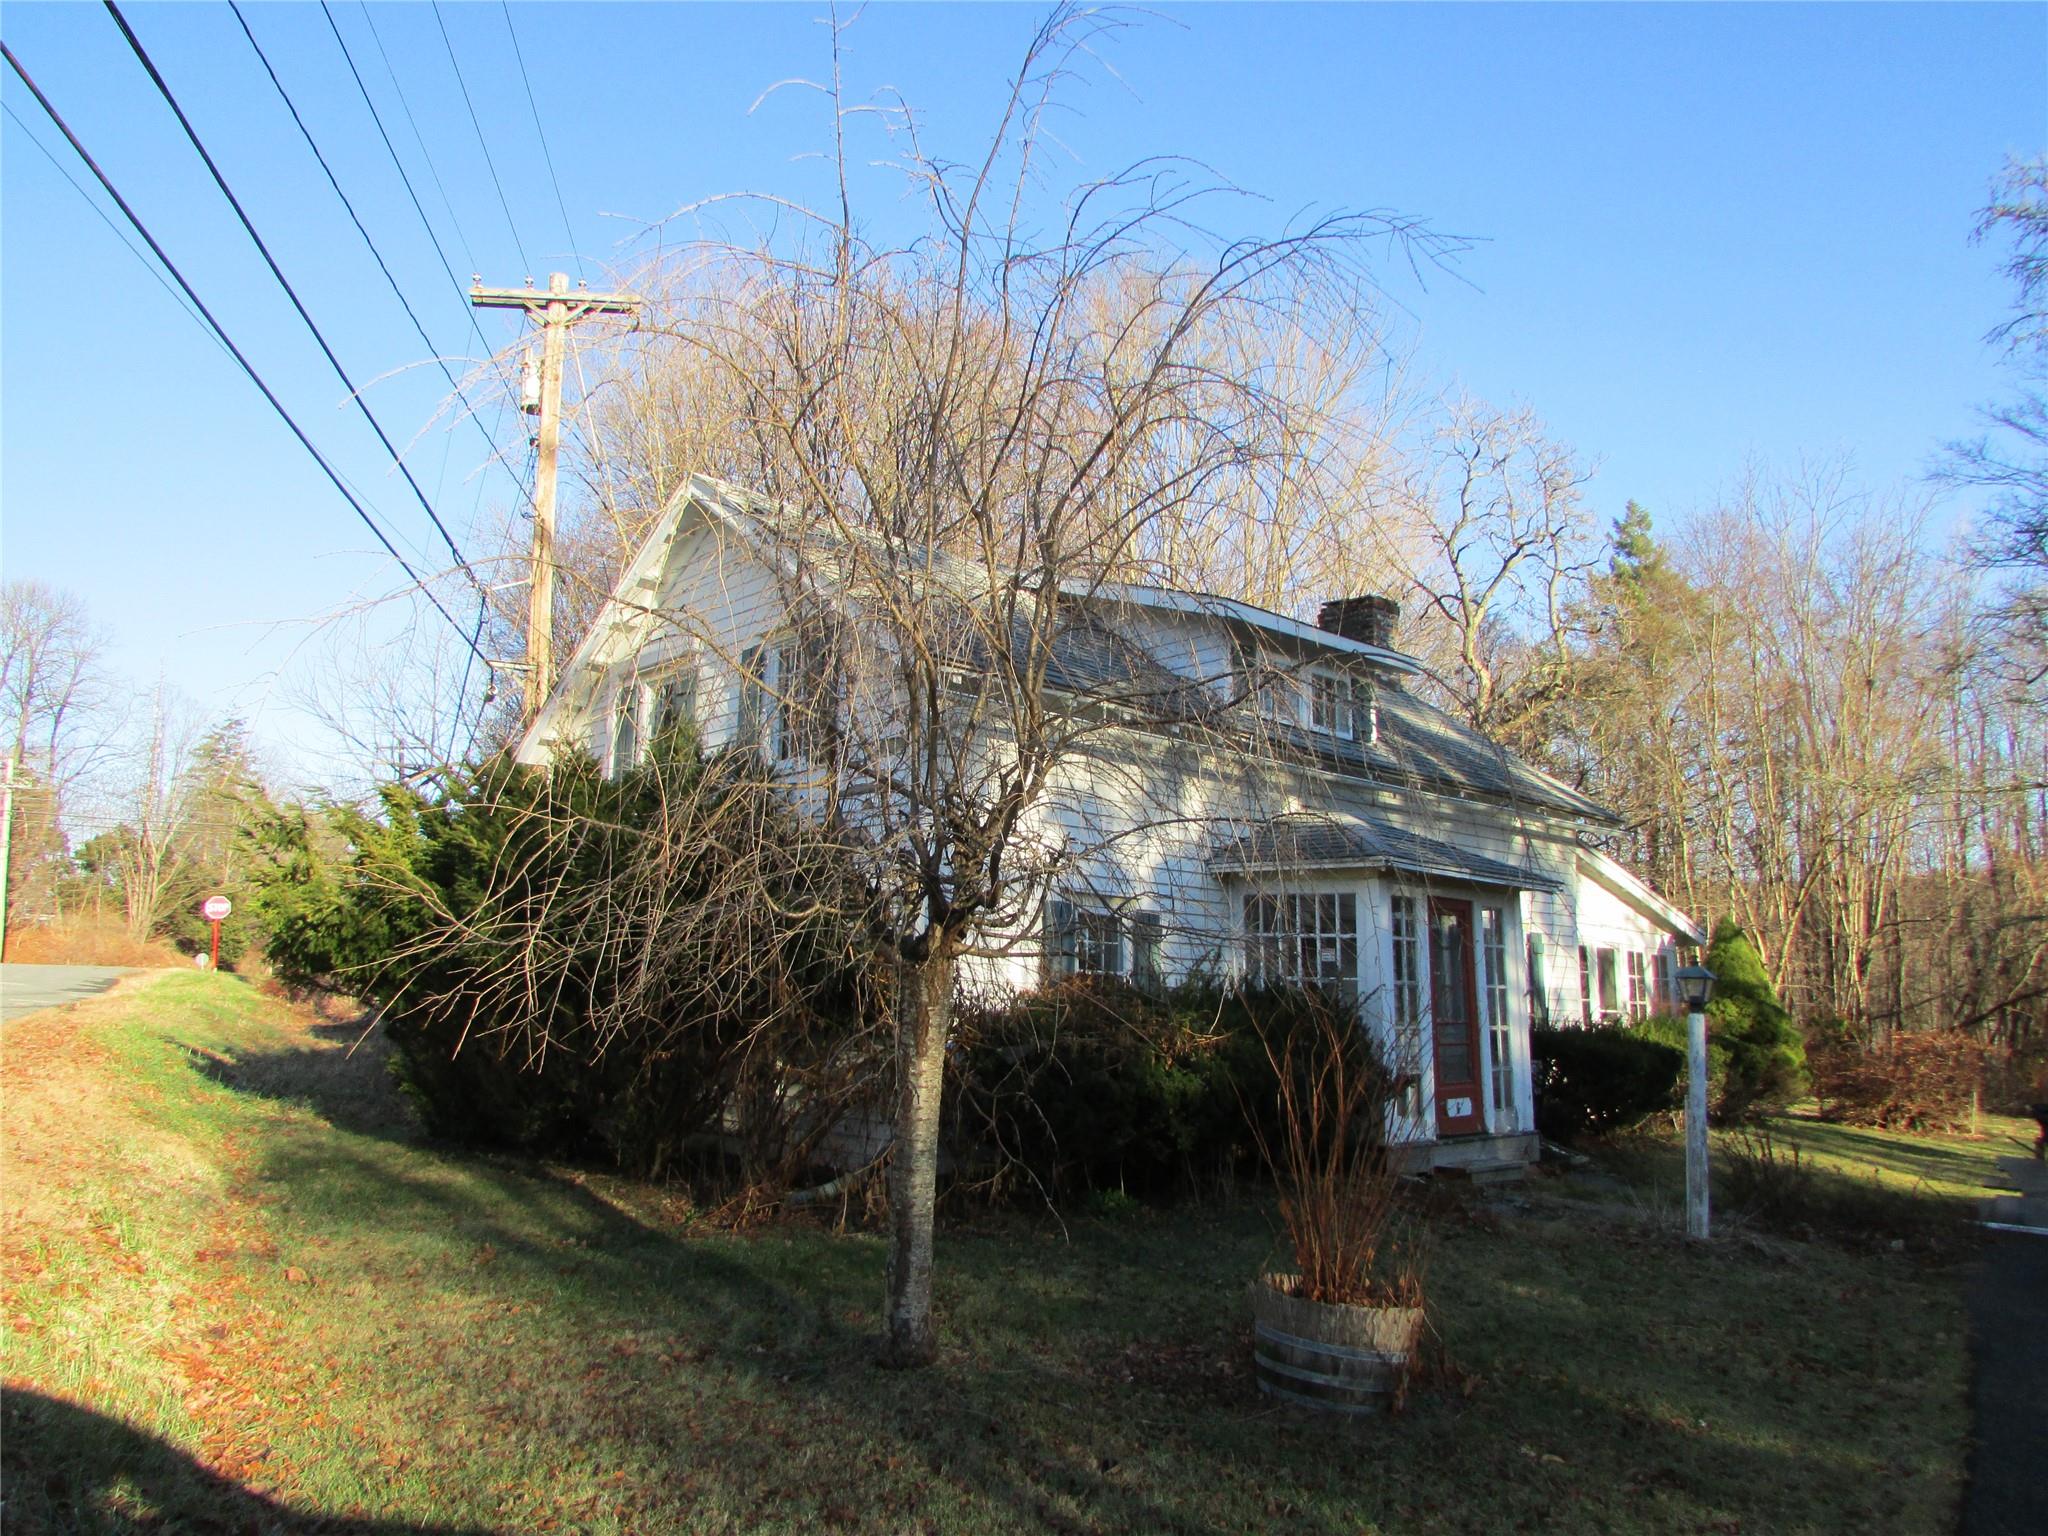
[955,982,1330,1201]
[1634,919,1806,1121]
[250,737,878,1181]
[1531,1023,1683,1142]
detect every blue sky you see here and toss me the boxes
[2,2,2041,785]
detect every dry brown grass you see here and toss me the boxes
[3,914,183,968]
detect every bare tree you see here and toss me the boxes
[1942,155,2048,686]
[90,680,205,944]
[1,581,112,924]
[544,6,1446,1366]
[1364,398,1598,744]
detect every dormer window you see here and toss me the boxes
[1308,670,1377,743]
[1309,672,1350,737]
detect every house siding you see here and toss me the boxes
[519,480,1700,1163]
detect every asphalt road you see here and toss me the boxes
[1963,1154,2048,1536]
[0,964,136,1023]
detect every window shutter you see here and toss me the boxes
[1130,910,1164,993]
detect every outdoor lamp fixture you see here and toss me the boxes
[1676,964,1716,1012]
[1677,963,1716,1243]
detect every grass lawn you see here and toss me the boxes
[2,973,1988,1534]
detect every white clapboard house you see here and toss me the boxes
[517,475,1704,1173]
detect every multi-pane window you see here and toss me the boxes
[1596,947,1621,1021]
[771,642,802,762]
[1047,900,1123,979]
[737,645,766,751]
[1526,932,1550,1028]
[1231,634,1303,724]
[1391,894,1424,1118]
[1654,948,1678,1013]
[1310,673,1350,737]
[1307,672,1375,743]
[649,666,697,747]
[1578,944,1593,1026]
[1482,907,1512,1119]
[1626,951,1650,1020]
[1244,892,1358,989]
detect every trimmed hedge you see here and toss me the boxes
[955,982,1331,1201]
[1532,1024,1683,1142]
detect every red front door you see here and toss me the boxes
[1429,898,1484,1137]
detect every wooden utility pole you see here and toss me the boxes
[471,272,641,722]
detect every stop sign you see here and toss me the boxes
[202,895,233,922]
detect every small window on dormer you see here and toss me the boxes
[1309,672,1353,738]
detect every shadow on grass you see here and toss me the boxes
[1772,1117,2006,1192]
[136,1017,1972,1534]
[179,1010,422,1144]
[1,1387,491,1535]
[231,1111,1966,1535]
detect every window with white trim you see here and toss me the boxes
[1578,944,1593,1026]
[1596,946,1621,1022]
[1654,947,1678,1013]
[611,678,643,774]
[1626,950,1650,1020]
[1391,894,1425,1118]
[1526,931,1550,1028]
[1230,633,1302,724]
[1307,671,1376,743]
[1047,899,1123,978]
[771,641,801,762]
[737,645,765,752]
[1483,906,1512,1118]
[1244,892,1357,988]
[1309,672,1350,737]
[649,664,697,747]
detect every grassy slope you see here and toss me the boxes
[3,975,1983,1535]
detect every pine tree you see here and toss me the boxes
[1703,918,1807,1117]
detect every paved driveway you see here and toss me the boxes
[0,965,137,1023]
[1964,1154,2048,1536]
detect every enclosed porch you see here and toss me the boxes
[1212,810,1562,1176]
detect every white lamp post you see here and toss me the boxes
[1676,963,1717,1241]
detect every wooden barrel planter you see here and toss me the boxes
[1248,1273,1422,1415]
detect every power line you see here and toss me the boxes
[430,0,531,277]
[102,0,484,592]
[0,100,227,358]
[332,0,540,531]
[499,0,582,283]
[320,1,484,335]
[227,0,499,466]
[0,39,491,671]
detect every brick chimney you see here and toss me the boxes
[1316,594,1400,650]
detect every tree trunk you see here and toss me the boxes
[880,949,954,1368]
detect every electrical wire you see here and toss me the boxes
[320,0,483,325]
[499,0,582,283]
[102,1,485,594]
[0,39,493,671]
[430,0,531,277]
[227,0,500,465]
[0,100,228,359]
